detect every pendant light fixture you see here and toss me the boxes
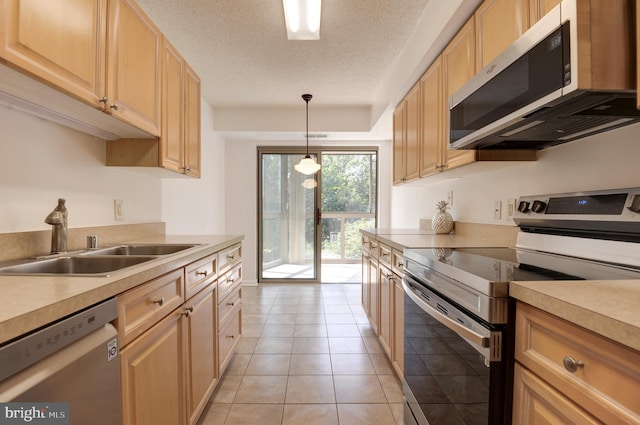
[294,93,321,175]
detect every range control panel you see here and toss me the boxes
[515,188,640,219]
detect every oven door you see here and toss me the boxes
[402,274,511,425]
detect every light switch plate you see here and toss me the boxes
[114,199,124,221]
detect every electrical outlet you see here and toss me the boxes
[494,200,502,220]
[506,199,516,219]
[447,190,454,207]
[114,199,124,221]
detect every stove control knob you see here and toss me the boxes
[627,195,640,213]
[517,201,530,213]
[531,200,547,213]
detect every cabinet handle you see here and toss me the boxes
[226,302,235,307]
[181,306,194,317]
[563,356,584,373]
[227,254,235,260]
[109,103,119,111]
[196,270,208,276]
[227,277,235,283]
[182,166,191,172]
[398,262,404,268]
[226,334,235,339]
[98,96,108,106]
[152,297,165,306]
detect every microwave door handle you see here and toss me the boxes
[402,279,490,348]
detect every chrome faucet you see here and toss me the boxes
[45,198,68,254]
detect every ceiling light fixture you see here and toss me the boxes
[294,94,321,175]
[282,0,321,40]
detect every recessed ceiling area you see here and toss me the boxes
[135,0,481,140]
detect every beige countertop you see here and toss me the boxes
[363,225,640,352]
[510,280,640,352]
[0,234,243,344]
[361,223,518,250]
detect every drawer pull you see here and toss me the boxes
[181,306,194,317]
[227,277,235,283]
[227,254,236,260]
[226,302,235,307]
[226,334,235,339]
[196,270,208,276]
[152,298,165,306]
[563,356,584,373]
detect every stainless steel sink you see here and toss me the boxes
[0,256,157,276]
[82,244,198,256]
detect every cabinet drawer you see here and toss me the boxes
[116,268,184,347]
[392,248,404,275]
[369,239,379,259]
[218,302,241,374]
[218,243,241,273]
[185,252,217,299]
[218,263,242,303]
[218,286,241,327]
[515,302,640,424]
[513,363,601,425]
[378,243,392,268]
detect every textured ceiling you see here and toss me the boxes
[135,0,477,138]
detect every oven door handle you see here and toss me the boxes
[402,278,490,348]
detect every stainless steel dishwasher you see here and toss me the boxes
[0,298,122,425]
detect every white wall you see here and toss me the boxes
[161,100,226,234]
[224,138,393,284]
[0,105,162,233]
[390,123,640,228]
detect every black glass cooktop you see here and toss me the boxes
[404,247,640,284]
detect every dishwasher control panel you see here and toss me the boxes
[0,298,117,381]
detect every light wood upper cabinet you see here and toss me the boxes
[529,0,561,28]
[475,0,528,69]
[392,102,406,185]
[184,64,201,177]
[107,0,161,136]
[392,83,420,185]
[419,56,444,177]
[441,16,477,171]
[160,37,202,177]
[160,38,185,175]
[106,35,201,177]
[0,0,161,136]
[0,0,107,105]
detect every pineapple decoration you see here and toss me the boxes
[432,200,454,234]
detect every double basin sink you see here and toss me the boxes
[0,244,198,276]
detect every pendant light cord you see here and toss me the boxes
[302,94,312,157]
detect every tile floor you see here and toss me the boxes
[197,283,404,425]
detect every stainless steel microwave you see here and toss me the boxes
[449,0,639,150]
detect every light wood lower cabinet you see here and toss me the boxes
[184,282,217,425]
[361,236,404,378]
[514,301,640,425]
[378,263,393,357]
[118,245,242,425]
[120,309,184,425]
[513,363,601,425]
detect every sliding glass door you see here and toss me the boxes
[259,149,320,282]
[258,147,378,283]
